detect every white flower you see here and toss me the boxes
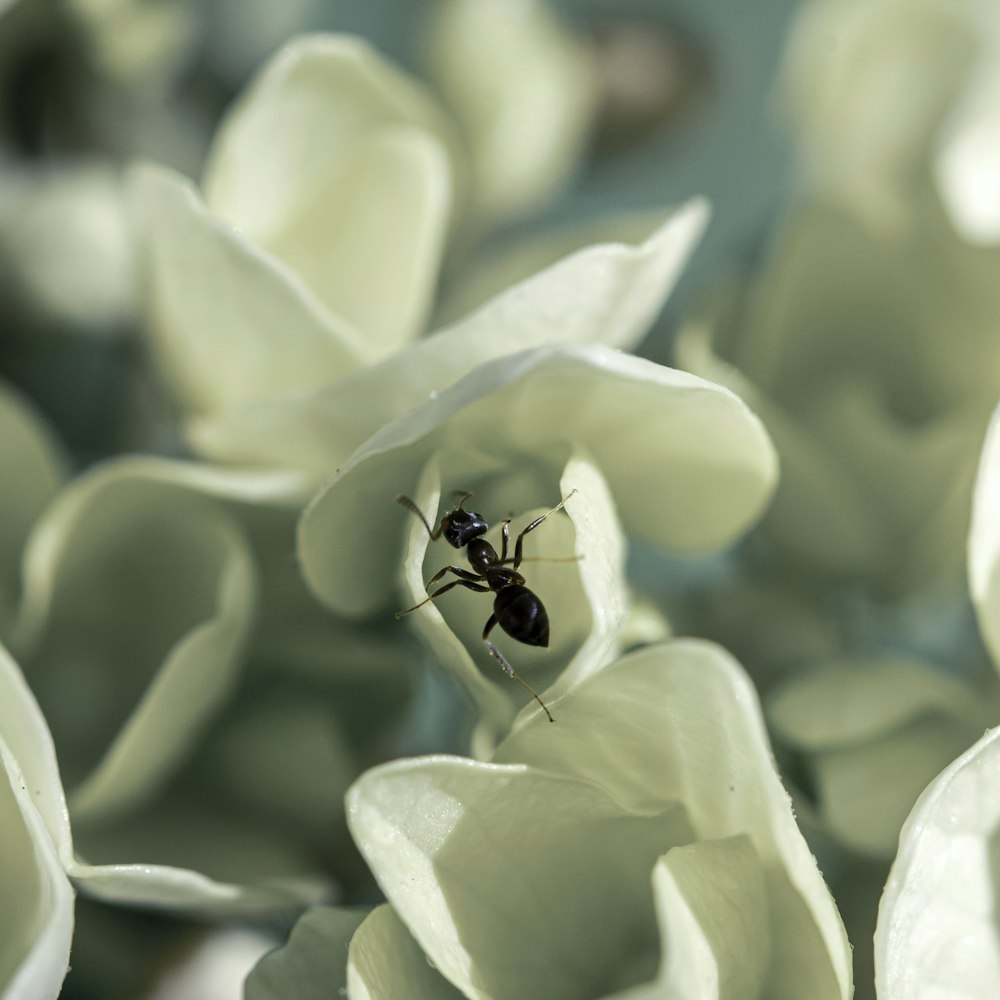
[131,33,709,485]
[677,200,1000,592]
[782,0,1000,243]
[246,641,853,999]
[298,344,777,739]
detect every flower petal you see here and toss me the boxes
[202,34,459,352]
[495,640,853,1000]
[423,0,596,228]
[13,462,258,823]
[875,725,1000,998]
[0,741,74,1000]
[347,905,464,1000]
[814,716,979,857]
[767,656,979,750]
[347,756,692,999]
[646,836,770,1000]
[934,20,1000,245]
[0,382,66,634]
[970,402,1000,667]
[245,906,368,1000]
[188,200,710,476]
[299,344,777,617]
[129,162,371,417]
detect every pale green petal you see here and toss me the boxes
[495,640,852,1000]
[815,716,979,857]
[970,402,1000,668]
[248,126,452,352]
[347,904,463,1000]
[768,656,979,750]
[188,201,710,475]
[203,33,459,246]
[245,906,368,1000]
[638,837,770,1000]
[0,743,74,1000]
[875,725,1000,999]
[299,345,777,617]
[347,757,692,999]
[129,162,371,417]
[934,12,1000,244]
[67,856,324,915]
[0,641,72,858]
[202,34,459,352]
[435,205,703,329]
[678,303,892,576]
[13,463,257,822]
[424,0,596,228]
[781,0,977,229]
[0,383,66,634]
[70,784,331,911]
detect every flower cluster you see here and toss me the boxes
[3,2,1000,999]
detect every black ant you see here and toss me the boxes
[394,489,578,722]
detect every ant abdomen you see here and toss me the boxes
[494,585,550,648]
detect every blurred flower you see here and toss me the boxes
[767,653,996,857]
[421,0,597,232]
[677,199,1000,594]
[246,641,853,999]
[0,631,321,998]
[131,32,710,487]
[782,0,1000,244]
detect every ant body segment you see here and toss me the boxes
[394,489,578,723]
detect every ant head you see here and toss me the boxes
[442,507,489,548]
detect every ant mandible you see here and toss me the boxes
[394,489,578,723]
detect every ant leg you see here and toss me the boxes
[511,489,578,569]
[395,579,490,619]
[425,564,485,590]
[482,615,555,723]
[498,519,511,562]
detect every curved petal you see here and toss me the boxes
[642,837,770,1000]
[969,402,1000,667]
[0,641,72,859]
[202,33,460,352]
[203,33,460,245]
[188,200,711,476]
[934,16,1000,245]
[129,163,371,417]
[347,905,464,1000]
[13,463,257,822]
[347,757,693,999]
[0,743,74,1000]
[423,0,596,228]
[875,725,1000,999]
[67,856,325,916]
[245,906,369,1000]
[0,382,66,634]
[767,656,980,750]
[299,345,777,617]
[495,640,853,1000]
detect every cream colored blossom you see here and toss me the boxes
[678,200,1000,593]
[782,0,1000,243]
[247,642,852,999]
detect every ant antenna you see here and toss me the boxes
[396,494,442,540]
